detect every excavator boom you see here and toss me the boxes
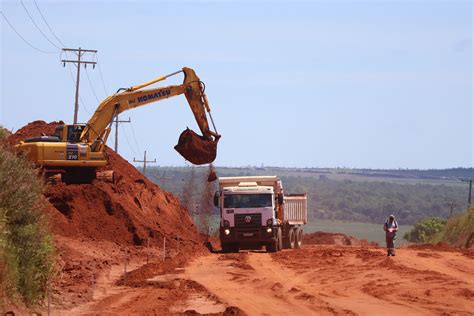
[81,67,219,164]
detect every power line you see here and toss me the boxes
[85,67,101,103]
[95,53,109,96]
[33,0,66,47]
[0,11,57,54]
[19,0,61,50]
[120,124,138,156]
[129,122,143,154]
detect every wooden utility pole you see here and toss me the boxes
[461,178,473,205]
[62,47,97,124]
[445,201,458,217]
[133,151,156,176]
[114,114,131,153]
[155,171,172,186]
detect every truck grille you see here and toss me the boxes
[234,213,262,231]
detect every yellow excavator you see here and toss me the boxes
[16,67,220,183]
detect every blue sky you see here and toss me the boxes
[1,0,472,168]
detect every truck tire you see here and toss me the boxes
[288,229,296,249]
[222,243,239,253]
[295,228,303,249]
[277,227,283,251]
[221,243,231,253]
[266,240,278,253]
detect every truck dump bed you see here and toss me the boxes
[284,194,307,225]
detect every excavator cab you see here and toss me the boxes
[54,124,86,143]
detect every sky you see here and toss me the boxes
[1,0,472,169]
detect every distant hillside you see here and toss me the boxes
[145,166,470,225]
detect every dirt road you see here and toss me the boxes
[184,246,474,315]
[52,245,473,315]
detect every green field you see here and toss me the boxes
[304,219,413,246]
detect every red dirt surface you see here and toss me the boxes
[304,231,379,247]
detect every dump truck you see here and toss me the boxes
[214,176,307,253]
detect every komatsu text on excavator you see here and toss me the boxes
[16,67,220,183]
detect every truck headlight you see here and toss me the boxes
[223,220,230,227]
[224,229,230,235]
[266,219,273,226]
[266,227,272,233]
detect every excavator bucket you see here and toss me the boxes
[174,128,219,165]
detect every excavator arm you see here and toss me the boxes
[80,67,220,164]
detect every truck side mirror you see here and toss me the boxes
[214,191,220,207]
[278,194,284,205]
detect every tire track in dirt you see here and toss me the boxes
[184,246,474,316]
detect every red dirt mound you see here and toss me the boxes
[4,120,63,146]
[304,231,378,247]
[7,120,204,249]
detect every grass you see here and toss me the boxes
[433,205,474,247]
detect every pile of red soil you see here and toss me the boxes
[304,231,378,247]
[4,120,63,146]
[7,120,204,251]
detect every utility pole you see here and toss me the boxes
[114,114,131,153]
[445,201,458,217]
[155,171,172,186]
[133,150,156,176]
[62,47,97,124]
[460,178,473,205]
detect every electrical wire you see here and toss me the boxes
[0,11,57,54]
[95,53,109,96]
[19,0,61,50]
[129,122,143,154]
[33,0,66,47]
[85,67,101,103]
[120,124,138,156]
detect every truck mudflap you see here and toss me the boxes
[220,226,277,244]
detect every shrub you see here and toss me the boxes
[435,206,474,247]
[404,217,446,243]
[0,146,55,308]
[0,126,10,141]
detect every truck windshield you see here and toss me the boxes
[224,194,273,208]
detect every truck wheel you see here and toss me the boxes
[221,243,231,253]
[231,243,240,253]
[277,228,283,251]
[288,229,296,249]
[295,228,303,249]
[266,240,278,253]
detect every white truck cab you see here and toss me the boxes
[214,176,307,253]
